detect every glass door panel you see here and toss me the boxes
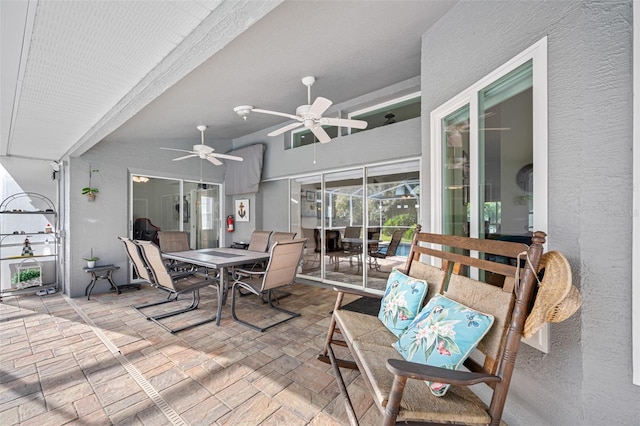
[442,105,471,238]
[366,161,420,291]
[323,169,364,287]
[478,60,533,241]
[291,175,322,278]
[183,181,220,249]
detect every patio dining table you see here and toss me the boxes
[162,247,270,325]
[340,237,382,272]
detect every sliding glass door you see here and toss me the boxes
[130,175,221,278]
[290,158,420,292]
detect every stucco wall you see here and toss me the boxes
[67,137,229,298]
[422,1,638,424]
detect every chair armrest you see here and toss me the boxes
[386,359,501,386]
[170,270,198,280]
[233,268,266,280]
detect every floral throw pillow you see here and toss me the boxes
[377,268,428,337]
[392,295,494,397]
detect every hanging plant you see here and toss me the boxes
[82,167,99,201]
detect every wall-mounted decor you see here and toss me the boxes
[235,199,249,222]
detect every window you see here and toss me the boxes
[284,92,421,150]
[431,38,548,351]
[290,125,338,149]
[349,92,421,134]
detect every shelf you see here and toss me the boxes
[1,192,59,298]
[1,254,57,261]
[0,210,56,215]
[1,233,56,237]
[1,283,56,296]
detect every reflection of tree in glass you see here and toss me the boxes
[333,194,363,226]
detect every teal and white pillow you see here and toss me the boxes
[377,269,428,337]
[392,294,494,397]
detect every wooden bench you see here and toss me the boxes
[319,226,546,425]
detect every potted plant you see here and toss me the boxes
[82,167,99,201]
[83,249,99,268]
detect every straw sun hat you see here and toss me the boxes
[523,251,582,339]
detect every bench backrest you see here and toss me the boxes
[403,226,546,406]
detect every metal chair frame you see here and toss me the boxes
[230,239,306,332]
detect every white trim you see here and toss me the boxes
[632,1,640,387]
[348,91,422,119]
[430,37,549,352]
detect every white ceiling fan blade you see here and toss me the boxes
[268,122,303,137]
[172,154,198,161]
[307,97,332,118]
[212,153,243,162]
[206,156,223,166]
[320,117,368,130]
[252,108,301,121]
[311,125,331,143]
[161,147,194,154]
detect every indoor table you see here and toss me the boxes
[341,237,382,272]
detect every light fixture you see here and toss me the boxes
[233,105,254,121]
[447,129,463,148]
[395,184,408,197]
[132,176,149,183]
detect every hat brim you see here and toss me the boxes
[523,251,573,338]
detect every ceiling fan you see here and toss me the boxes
[233,76,368,143]
[160,125,243,166]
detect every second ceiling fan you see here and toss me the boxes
[234,76,368,143]
[161,125,243,166]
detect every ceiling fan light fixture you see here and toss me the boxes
[233,105,254,120]
[159,125,243,166]
[235,75,367,143]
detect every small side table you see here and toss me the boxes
[83,264,140,300]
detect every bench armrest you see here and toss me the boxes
[386,358,501,386]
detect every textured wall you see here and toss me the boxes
[67,137,229,298]
[422,1,638,424]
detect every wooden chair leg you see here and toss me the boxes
[382,375,406,426]
[327,344,360,426]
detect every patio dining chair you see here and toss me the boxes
[333,226,362,271]
[118,236,195,299]
[269,231,297,250]
[369,229,404,271]
[247,230,273,252]
[158,231,197,272]
[133,239,218,333]
[230,238,307,332]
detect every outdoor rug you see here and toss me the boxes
[340,296,380,316]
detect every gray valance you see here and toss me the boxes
[224,144,265,195]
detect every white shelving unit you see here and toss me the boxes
[0,192,59,299]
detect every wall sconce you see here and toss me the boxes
[132,176,149,183]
